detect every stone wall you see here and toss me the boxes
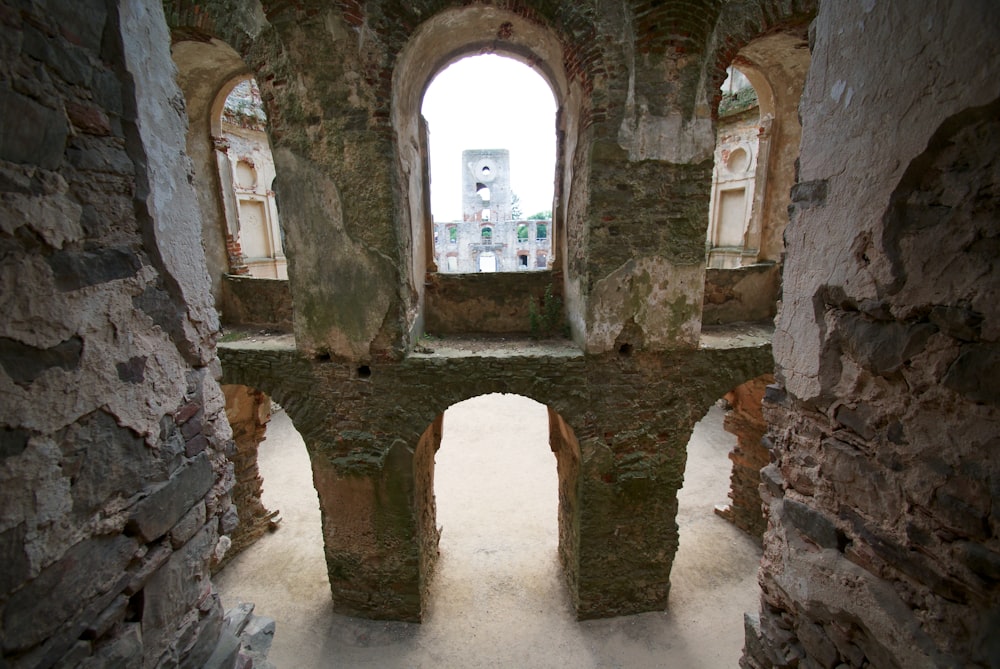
[703,264,780,325]
[746,2,1000,667]
[0,1,235,666]
[423,272,561,336]
[219,338,772,621]
[219,275,293,333]
[715,374,773,541]
[163,1,815,360]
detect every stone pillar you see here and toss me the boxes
[218,385,279,570]
[311,439,424,621]
[715,374,773,541]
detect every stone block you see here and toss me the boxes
[782,498,838,550]
[224,602,255,637]
[46,246,142,291]
[202,630,241,669]
[126,451,214,542]
[0,426,29,458]
[141,524,217,666]
[170,501,207,548]
[0,522,29,597]
[0,86,67,169]
[943,344,1000,404]
[0,335,83,386]
[1,533,137,652]
[82,594,128,640]
[242,615,276,655]
[796,622,840,669]
[125,541,172,595]
[61,409,154,517]
[78,623,143,669]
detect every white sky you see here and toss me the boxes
[421,54,557,222]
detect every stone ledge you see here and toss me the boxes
[699,322,774,350]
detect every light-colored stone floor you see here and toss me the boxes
[214,394,763,668]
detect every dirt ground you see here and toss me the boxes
[214,394,762,668]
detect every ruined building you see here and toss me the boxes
[433,148,552,273]
[0,1,997,668]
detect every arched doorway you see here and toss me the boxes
[430,394,567,618]
[413,392,583,620]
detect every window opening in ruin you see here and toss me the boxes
[706,66,762,270]
[215,78,287,279]
[535,223,547,240]
[422,54,556,274]
[481,226,492,243]
[447,225,457,244]
[519,253,529,268]
[478,252,497,273]
[517,224,529,242]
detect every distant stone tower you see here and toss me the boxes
[462,149,512,223]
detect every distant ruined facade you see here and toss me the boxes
[433,149,552,272]
[1,1,997,668]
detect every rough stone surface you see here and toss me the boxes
[220,275,294,334]
[716,374,773,540]
[4,1,996,667]
[703,264,780,325]
[748,2,1000,668]
[220,335,772,621]
[217,384,279,569]
[0,1,234,666]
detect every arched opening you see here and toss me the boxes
[391,6,588,341]
[702,30,811,327]
[413,393,582,622]
[671,390,766,665]
[430,394,567,618]
[212,78,287,280]
[170,38,251,304]
[212,385,327,649]
[171,40,293,335]
[422,55,556,274]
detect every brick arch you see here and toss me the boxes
[218,341,773,621]
[391,4,595,344]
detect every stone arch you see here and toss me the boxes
[171,38,252,305]
[412,392,583,618]
[391,5,588,338]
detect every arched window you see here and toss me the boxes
[422,55,556,274]
[215,78,287,279]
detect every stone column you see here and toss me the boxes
[218,385,279,570]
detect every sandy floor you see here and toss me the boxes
[214,394,762,668]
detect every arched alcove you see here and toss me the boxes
[391,6,587,340]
